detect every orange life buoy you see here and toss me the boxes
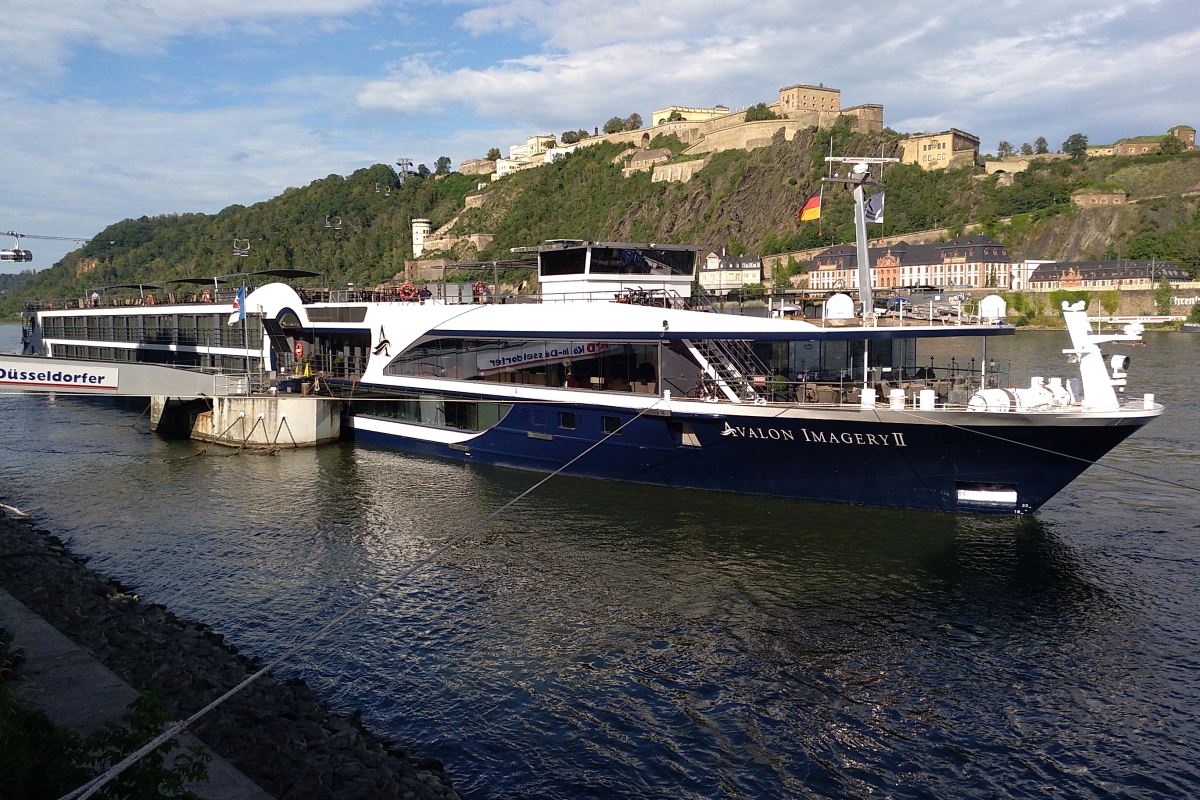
[472,280,488,296]
[145,293,155,305]
[399,283,416,298]
[201,289,212,302]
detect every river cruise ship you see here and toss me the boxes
[17,236,1162,514]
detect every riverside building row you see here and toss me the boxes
[804,235,1193,292]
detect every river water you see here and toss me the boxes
[2,324,1199,799]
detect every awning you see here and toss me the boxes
[163,277,230,286]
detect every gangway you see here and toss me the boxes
[0,355,339,447]
[0,355,226,398]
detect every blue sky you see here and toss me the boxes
[3,0,1198,271]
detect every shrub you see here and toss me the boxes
[744,103,779,122]
[1048,289,1091,310]
[1155,277,1172,315]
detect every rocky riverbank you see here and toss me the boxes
[0,509,463,800]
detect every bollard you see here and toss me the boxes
[1144,393,1155,409]
[889,388,905,409]
[860,387,877,409]
[919,389,936,411]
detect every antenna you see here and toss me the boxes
[823,156,900,318]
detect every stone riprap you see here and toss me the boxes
[0,511,462,800]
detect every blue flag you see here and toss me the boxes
[227,285,246,326]
[864,191,884,224]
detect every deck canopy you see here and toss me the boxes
[231,269,323,280]
[162,277,230,285]
[90,282,164,291]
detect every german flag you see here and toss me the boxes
[799,187,821,221]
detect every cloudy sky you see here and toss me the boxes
[2,0,1198,271]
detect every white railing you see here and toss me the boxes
[213,374,251,396]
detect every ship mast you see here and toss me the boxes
[823,157,898,320]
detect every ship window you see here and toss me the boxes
[353,393,512,433]
[386,337,659,393]
[589,247,695,276]
[602,416,622,434]
[539,248,587,276]
[558,411,576,430]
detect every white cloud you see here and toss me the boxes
[359,0,1199,150]
[0,0,380,78]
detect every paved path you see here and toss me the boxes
[0,588,274,800]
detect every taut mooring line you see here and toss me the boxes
[59,397,665,800]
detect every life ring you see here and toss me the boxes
[201,289,212,302]
[145,293,155,305]
[472,280,488,296]
[399,283,416,298]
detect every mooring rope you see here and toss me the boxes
[58,397,665,800]
[234,416,263,455]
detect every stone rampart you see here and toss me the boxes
[651,156,711,184]
[683,120,806,155]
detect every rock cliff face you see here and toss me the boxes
[1006,195,1199,263]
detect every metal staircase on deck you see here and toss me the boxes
[684,339,773,403]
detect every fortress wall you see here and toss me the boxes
[682,120,808,155]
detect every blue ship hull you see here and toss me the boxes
[349,401,1149,514]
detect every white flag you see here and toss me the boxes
[864,191,884,224]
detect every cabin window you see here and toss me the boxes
[558,411,576,430]
[602,416,622,435]
[539,248,587,276]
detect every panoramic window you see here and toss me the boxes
[386,337,660,393]
[588,247,695,276]
[539,248,588,276]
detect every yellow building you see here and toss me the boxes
[776,83,840,115]
[899,129,980,170]
[651,105,730,126]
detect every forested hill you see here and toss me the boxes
[5,121,1199,317]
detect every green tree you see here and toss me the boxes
[1062,133,1089,159]
[624,113,643,131]
[1155,276,1172,315]
[1189,300,1200,324]
[434,156,452,175]
[1100,289,1121,315]
[744,103,779,122]
[560,130,581,144]
[666,110,685,122]
[1020,142,1034,156]
[1034,136,1049,154]
[1159,135,1186,155]
[997,141,1015,158]
[486,147,501,160]
[603,116,626,134]
[417,163,430,178]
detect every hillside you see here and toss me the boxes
[4,124,1199,318]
